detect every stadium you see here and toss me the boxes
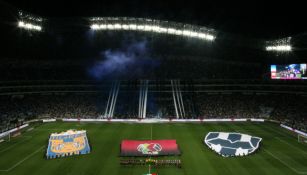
[0,1,307,175]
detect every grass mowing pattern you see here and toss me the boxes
[0,122,306,175]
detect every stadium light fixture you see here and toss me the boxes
[182,30,191,36]
[18,21,25,27]
[175,30,183,35]
[266,37,292,52]
[159,27,168,33]
[144,25,152,31]
[266,45,292,52]
[99,24,107,29]
[114,23,122,29]
[107,24,115,30]
[18,11,43,32]
[90,24,99,30]
[122,24,129,30]
[198,33,206,38]
[89,17,215,41]
[137,25,145,30]
[190,32,198,37]
[151,26,159,32]
[167,28,176,34]
[129,24,137,30]
[206,35,215,41]
[18,21,42,31]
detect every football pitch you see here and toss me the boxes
[0,122,306,175]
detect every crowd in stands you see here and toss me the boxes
[0,94,105,132]
[197,93,271,119]
[0,92,306,133]
[0,55,262,81]
[196,93,307,131]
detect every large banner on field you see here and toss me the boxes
[46,130,91,159]
[120,140,180,156]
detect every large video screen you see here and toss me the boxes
[271,64,307,79]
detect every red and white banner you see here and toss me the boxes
[120,139,180,156]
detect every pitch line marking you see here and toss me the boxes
[0,136,32,153]
[275,137,307,155]
[264,124,307,148]
[150,124,153,140]
[137,138,152,140]
[264,148,307,174]
[0,146,45,172]
[33,128,63,131]
[263,124,298,141]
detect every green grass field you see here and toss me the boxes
[0,122,306,175]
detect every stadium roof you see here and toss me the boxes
[3,0,307,39]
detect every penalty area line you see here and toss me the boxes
[275,137,307,155]
[0,146,45,172]
[0,136,32,154]
[264,149,307,174]
[150,124,153,140]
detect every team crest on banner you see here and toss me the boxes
[120,140,180,156]
[204,132,262,157]
[137,143,162,155]
[46,130,91,159]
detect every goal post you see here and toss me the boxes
[298,134,307,144]
[0,132,10,143]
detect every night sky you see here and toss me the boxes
[3,0,307,39]
[0,0,306,80]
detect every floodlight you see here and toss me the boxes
[114,24,122,29]
[266,45,292,51]
[91,24,99,30]
[122,24,129,30]
[159,27,168,33]
[190,32,198,37]
[175,30,183,35]
[137,25,145,30]
[144,25,153,31]
[18,21,25,27]
[18,21,42,31]
[151,26,160,32]
[167,28,176,34]
[206,35,215,40]
[107,24,114,30]
[89,17,216,41]
[99,24,107,29]
[129,24,137,30]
